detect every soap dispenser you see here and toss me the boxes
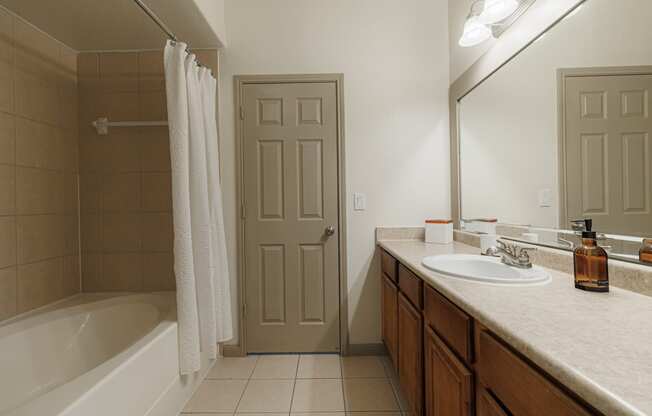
[573,219,609,292]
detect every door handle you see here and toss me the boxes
[325,226,336,237]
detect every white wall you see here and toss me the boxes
[193,0,227,46]
[218,0,451,345]
[459,0,652,228]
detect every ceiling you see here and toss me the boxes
[0,0,223,51]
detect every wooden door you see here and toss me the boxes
[382,275,398,368]
[564,73,652,236]
[424,325,473,416]
[242,82,340,352]
[398,292,423,416]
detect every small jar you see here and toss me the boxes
[425,219,453,244]
[640,239,652,264]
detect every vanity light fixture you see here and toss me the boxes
[459,14,494,47]
[459,0,494,47]
[479,0,519,24]
[459,0,535,48]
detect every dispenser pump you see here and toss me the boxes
[580,219,595,239]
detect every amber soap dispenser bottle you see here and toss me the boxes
[573,219,609,292]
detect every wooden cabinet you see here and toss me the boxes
[379,247,597,416]
[382,250,398,282]
[381,275,399,369]
[425,325,473,416]
[424,285,473,365]
[477,328,594,416]
[476,388,508,416]
[398,292,423,416]
[399,264,423,309]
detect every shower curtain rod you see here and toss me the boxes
[132,0,213,71]
[133,0,178,42]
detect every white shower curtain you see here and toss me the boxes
[164,40,232,375]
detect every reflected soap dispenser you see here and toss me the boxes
[573,219,609,292]
[640,239,652,264]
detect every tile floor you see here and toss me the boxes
[181,354,409,415]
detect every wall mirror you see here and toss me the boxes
[457,0,652,264]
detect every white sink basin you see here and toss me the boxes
[422,254,551,285]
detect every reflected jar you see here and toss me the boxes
[640,239,652,264]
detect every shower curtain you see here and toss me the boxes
[164,40,232,375]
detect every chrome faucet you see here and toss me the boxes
[557,236,575,250]
[495,239,536,269]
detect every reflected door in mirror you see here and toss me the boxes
[563,73,652,236]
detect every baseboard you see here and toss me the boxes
[221,343,246,357]
[221,342,386,357]
[346,342,387,356]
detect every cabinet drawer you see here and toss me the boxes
[477,387,508,416]
[398,264,423,309]
[424,285,473,364]
[477,330,593,416]
[381,249,398,282]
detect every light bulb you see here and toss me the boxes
[479,0,519,25]
[458,15,493,47]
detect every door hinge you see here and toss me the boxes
[240,106,245,120]
[241,203,246,219]
[242,303,247,317]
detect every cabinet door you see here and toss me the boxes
[424,325,473,416]
[382,275,399,368]
[477,387,508,416]
[398,292,423,416]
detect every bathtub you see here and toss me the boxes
[0,293,212,416]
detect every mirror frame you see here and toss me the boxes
[450,0,587,229]
[449,0,588,226]
[448,0,652,266]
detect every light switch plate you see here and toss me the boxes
[353,193,366,211]
[538,189,552,207]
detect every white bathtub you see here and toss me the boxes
[0,293,212,416]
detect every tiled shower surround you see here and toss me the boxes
[0,6,219,318]
[77,50,217,292]
[0,9,80,320]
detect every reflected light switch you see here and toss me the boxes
[354,193,366,211]
[538,189,552,207]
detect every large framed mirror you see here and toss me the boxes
[453,0,652,265]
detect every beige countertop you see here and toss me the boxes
[378,239,652,416]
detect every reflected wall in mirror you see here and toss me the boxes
[459,0,652,261]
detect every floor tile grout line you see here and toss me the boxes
[233,355,258,414]
[379,355,404,412]
[339,354,348,413]
[286,354,300,414]
[216,354,402,414]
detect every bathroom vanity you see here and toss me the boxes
[378,238,652,416]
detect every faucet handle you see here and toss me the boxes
[518,246,536,256]
[517,247,536,267]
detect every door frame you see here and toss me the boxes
[556,65,652,229]
[225,74,348,356]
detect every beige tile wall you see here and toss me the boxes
[0,8,81,320]
[77,49,218,293]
